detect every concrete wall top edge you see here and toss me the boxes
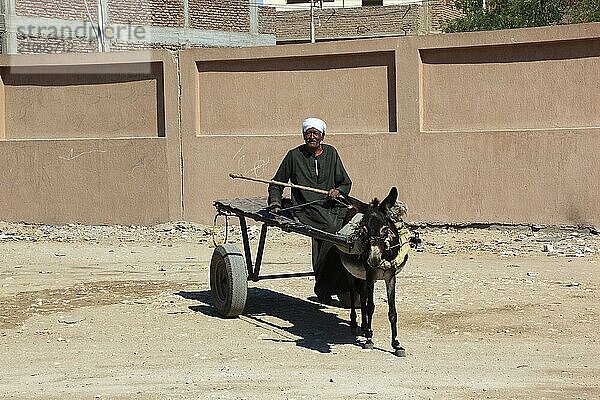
[0,49,174,66]
[413,22,600,49]
[180,37,400,61]
[178,22,600,62]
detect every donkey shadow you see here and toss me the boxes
[177,288,359,354]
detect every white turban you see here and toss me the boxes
[302,117,326,135]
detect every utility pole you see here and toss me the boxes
[97,0,107,51]
[1,0,17,54]
[310,0,315,43]
[249,0,258,35]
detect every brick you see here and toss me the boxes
[276,1,465,41]
[276,4,421,41]
[109,0,184,28]
[16,0,96,21]
[258,6,276,35]
[189,0,249,32]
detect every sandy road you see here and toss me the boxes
[0,225,599,399]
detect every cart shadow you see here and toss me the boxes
[177,288,360,354]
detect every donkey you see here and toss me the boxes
[341,187,409,357]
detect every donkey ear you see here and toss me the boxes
[344,194,369,213]
[380,187,398,211]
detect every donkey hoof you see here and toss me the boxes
[363,341,374,350]
[394,347,406,357]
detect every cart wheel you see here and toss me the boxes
[210,244,248,318]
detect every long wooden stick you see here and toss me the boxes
[229,173,330,195]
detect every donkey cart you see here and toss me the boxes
[210,197,358,317]
[212,182,413,356]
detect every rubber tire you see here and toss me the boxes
[210,244,248,318]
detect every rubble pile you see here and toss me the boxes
[1,221,598,258]
[0,221,290,245]
[413,225,599,258]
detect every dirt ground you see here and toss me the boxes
[0,222,599,399]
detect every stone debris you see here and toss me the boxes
[0,221,599,258]
[542,243,554,253]
[411,225,599,258]
[0,220,290,245]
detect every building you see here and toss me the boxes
[0,0,276,54]
[267,0,419,10]
[0,0,462,53]
[275,0,461,43]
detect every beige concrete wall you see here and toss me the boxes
[2,23,599,227]
[0,51,182,225]
[181,22,600,228]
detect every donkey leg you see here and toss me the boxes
[385,271,405,357]
[349,276,359,333]
[362,273,376,350]
[360,278,369,334]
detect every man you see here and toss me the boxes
[268,117,352,302]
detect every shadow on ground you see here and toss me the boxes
[177,288,358,354]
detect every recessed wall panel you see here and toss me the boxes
[196,52,396,135]
[420,39,600,132]
[1,62,165,139]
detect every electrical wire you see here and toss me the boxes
[277,0,437,6]
[246,0,443,25]
[81,0,440,38]
[212,0,446,10]
[83,0,100,41]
